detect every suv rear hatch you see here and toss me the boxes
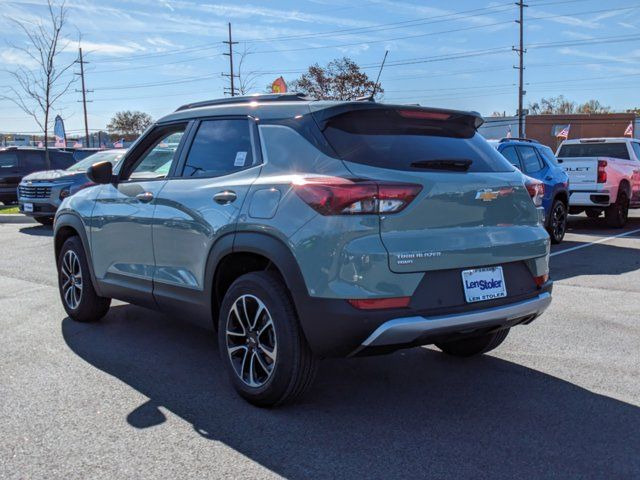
[314,104,548,273]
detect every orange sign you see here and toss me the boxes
[271,76,287,94]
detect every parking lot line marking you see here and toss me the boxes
[551,227,640,257]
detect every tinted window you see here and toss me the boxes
[631,142,640,160]
[182,120,254,178]
[500,146,521,169]
[539,146,559,166]
[0,152,18,169]
[558,143,630,160]
[20,151,47,172]
[127,129,185,180]
[50,151,75,169]
[518,146,544,173]
[323,110,513,173]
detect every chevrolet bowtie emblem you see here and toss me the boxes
[475,190,500,202]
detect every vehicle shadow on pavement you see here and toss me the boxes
[565,214,640,237]
[62,306,639,479]
[18,225,53,237]
[551,241,640,281]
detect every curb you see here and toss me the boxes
[0,214,37,224]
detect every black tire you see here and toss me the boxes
[605,190,629,228]
[546,199,567,244]
[57,236,111,322]
[436,328,510,358]
[585,208,602,219]
[34,216,54,226]
[218,271,318,407]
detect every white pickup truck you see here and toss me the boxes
[556,138,640,227]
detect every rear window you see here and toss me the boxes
[558,143,630,160]
[322,109,514,172]
[0,152,18,169]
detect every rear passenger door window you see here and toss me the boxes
[500,146,521,170]
[517,146,544,174]
[181,119,256,178]
[631,142,640,161]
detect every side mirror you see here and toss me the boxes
[87,161,114,184]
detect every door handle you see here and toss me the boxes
[214,190,237,204]
[136,192,154,203]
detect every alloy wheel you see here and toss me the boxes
[225,294,277,388]
[552,202,567,240]
[61,250,83,310]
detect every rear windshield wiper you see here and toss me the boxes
[410,159,472,172]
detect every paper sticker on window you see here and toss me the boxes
[234,151,248,167]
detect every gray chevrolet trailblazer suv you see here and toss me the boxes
[54,93,553,407]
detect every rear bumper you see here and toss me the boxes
[569,190,611,207]
[350,291,551,356]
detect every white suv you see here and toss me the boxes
[557,138,640,227]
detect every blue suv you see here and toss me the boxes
[490,138,569,244]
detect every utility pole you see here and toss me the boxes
[222,23,239,96]
[75,47,92,147]
[514,1,528,137]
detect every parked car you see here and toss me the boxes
[489,138,570,244]
[17,149,126,225]
[556,138,640,227]
[54,94,552,406]
[0,147,75,204]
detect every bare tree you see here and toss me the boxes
[2,0,76,167]
[235,45,262,95]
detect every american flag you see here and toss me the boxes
[556,124,571,139]
[624,122,633,137]
[506,125,512,139]
[113,138,124,148]
[73,140,83,148]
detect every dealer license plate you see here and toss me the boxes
[462,266,507,303]
[23,203,33,213]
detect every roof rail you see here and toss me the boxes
[175,93,313,112]
[499,137,540,144]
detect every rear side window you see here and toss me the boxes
[517,146,544,173]
[20,151,47,171]
[0,152,18,169]
[322,109,513,173]
[500,146,521,169]
[558,143,630,160]
[539,146,559,166]
[631,142,640,160]
[182,119,255,178]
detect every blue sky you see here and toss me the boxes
[1,0,640,136]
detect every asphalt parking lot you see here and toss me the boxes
[1,213,639,479]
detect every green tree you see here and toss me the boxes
[107,111,153,140]
[290,57,382,100]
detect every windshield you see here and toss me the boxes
[558,143,630,160]
[67,150,125,172]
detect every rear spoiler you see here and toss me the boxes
[310,102,484,132]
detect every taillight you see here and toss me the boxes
[348,297,411,310]
[524,176,544,207]
[597,160,607,183]
[293,177,422,215]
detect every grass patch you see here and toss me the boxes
[0,205,20,214]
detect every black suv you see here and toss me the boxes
[0,148,76,204]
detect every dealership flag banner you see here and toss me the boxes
[624,122,633,137]
[271,76,287,94]
[556,124,571,139]
[54,115,66,147]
